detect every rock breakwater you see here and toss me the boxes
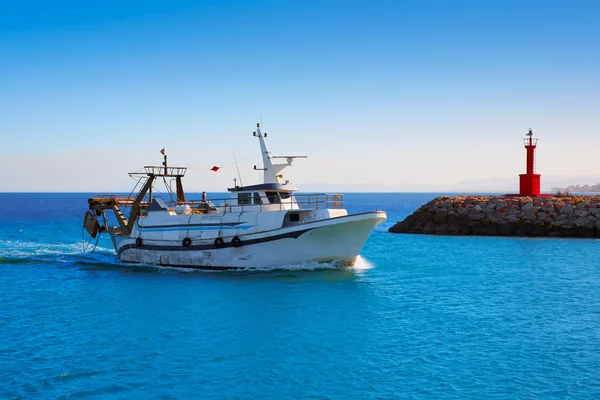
[389,195,600,238]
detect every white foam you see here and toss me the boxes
[1,239,377,272]
[351,255,375,270]
[251,260,343,272]
[0,239,116,264]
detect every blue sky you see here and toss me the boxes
[1,0,599,191]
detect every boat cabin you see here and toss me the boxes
[227,183,300,211]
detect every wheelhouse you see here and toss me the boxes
[228,183,300,211]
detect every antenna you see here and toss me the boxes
[232,150,243,187]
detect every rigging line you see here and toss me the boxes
[232,150,243,187]
[81,226,100,253]
[162,177,175,203]
[81,226,92,253]
[89,231,101,253]
[185,152,262,171]
[123,176,144,218]
[165,177,177,204]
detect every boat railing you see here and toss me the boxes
[294,193,344,210]
[167,193,344,214]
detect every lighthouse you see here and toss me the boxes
[519,129,541,196]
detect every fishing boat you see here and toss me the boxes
[83,123,386,270]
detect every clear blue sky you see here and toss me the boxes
[1,0,599,191]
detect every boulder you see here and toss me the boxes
[532,221,547,237]
[416,212,434,225]
[590,208,600,216]
[448,224,461,235]
[440,200,453,208]
[434,211,448,223]
[522,203,534,212]
[574,210,590,218]
[481,222,498,235]
[521,212,538,221]
[577,226,596,238]
[482,206,495,215]
[435,224,449,235]
[551,219,567,227]
[560,204,575,214]
[468,213,485,220]
[471,221,484,235]
[457,207,469,216]
[517,220,534,236]
[560,225,578,237]
[574,217,594,228]
[423,222,436,234]
[498,221,516,236]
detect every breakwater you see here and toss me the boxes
[389,195,600,238]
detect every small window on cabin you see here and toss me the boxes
[280,192,291,200]
[290,213,300,222]
[265,191,281,204]
[253,192,262,205]
[238,192,252,205]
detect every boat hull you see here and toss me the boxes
[115,211,386,270]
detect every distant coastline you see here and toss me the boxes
[551,184,600,193]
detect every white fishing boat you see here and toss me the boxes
[83,123,386,270]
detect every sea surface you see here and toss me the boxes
[1,193,599,399]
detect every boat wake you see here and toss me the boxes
[145,255,375,273]
[0,239,376,273]
[0,239,117,267]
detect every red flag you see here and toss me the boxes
[160,148,165,155]
[211,166,220,172]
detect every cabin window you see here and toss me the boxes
[290,213,300,222]
[265,191,281,204]
[238,192,252,205]
[253,192,262,205]
[280,192,292,200]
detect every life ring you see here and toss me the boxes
[136,237,143,247]
[182,237,192,247]
[232,236,242,248]
[214,237,224,248]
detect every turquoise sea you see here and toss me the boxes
[1,193,599,399]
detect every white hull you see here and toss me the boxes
[115,212,385,270]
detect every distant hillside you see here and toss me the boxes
[552,183,600,193]
[299,175,600,193]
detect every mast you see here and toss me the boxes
[254,123,306,184]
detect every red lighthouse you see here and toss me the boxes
[519,129,541,196]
